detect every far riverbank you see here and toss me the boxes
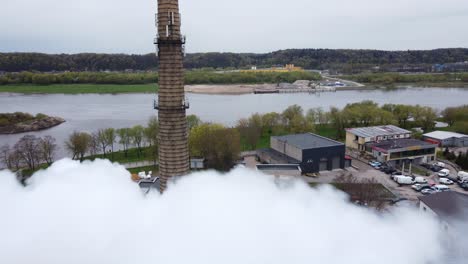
[2,82,468,95]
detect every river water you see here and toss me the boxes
[1,87,467,159]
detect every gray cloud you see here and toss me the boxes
[1,0,467,53]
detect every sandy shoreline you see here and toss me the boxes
[185,84,272,95]
[184,84,367,95]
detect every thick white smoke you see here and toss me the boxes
[0,159,457,264]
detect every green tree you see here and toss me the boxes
[413,106,437,132]
[130,125,145,157]
[65,132,91,161]
[103,128,116,160]
[187,115,201,132]
[144,116,159,165]
[117,128,132,157]
[189,123,240,171]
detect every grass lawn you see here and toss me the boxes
[0,84,158,94]
[85,146,155,164]
[316,125,341,141]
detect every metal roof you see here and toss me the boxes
[419,192,468,224]
[346,125,411,138]
[423,131,468,140]
[272,133,343,150]
[371,139,436,152]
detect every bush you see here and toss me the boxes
[35,113,48,119]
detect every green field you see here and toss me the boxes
[85,146,154,164]
[0,84,158,94]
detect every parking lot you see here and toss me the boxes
[244,153,467,202]
[300,158,467,202]
[350,159,468,201]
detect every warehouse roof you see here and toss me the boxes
[272,133,343,150]
[371,138,436,151]
[419,192,468,223]
[346,125,410,138]
[423,131,468,140]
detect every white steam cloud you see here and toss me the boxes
[0,159,461,264]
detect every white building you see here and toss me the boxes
[423,131,468,147]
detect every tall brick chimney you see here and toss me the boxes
[154,0,190,192]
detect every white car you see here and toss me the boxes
[414,177,428,184]
[439,178,454,185]
[369,161,381,167]
[394,176,415,185]
[433,184,451,192]
[438,169,450,178]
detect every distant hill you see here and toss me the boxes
[1,48,468,73]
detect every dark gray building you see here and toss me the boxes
[258,133,347,173]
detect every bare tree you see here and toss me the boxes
[9,150,22,171]
[334,172,387,210]
[88,132,100,156]
[0,145,13,170]
[13,135,42,170]
[65,132,92,161]
[39,135,57,165]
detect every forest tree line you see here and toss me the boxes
[342,73,468,85]
[2,48,468,72]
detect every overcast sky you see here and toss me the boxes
[1,0,468,54]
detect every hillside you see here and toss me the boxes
[2,48,468,73]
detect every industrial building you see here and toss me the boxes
[423,131,468,147]
[419,192,468,231]
[346,125,412,152]
[370,138,438,166]
[257,133,349,173]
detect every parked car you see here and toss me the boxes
[382,167,396,174]
[421,163,431,169]
[414,177,428,184]
[438,169,450,178]
[391,173,404,181]
[457,179,468,187]
[460,182,468,191]
[458,171,468,182]
[421,188,438,195]
[411,184,432,192]
[431,165,442,172]
[433,185,451,192]
[395,176,415,185]
[439,178,454,185]
[369,161,381,167]
[434,162,446,168]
